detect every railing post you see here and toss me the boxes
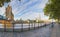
[13,23,14,32]
[4,24,6,32]
[21,21,23,32]
[4,21,6,32]
[34,21,35,29]
[29,22,30,30]
[38,22,39,28]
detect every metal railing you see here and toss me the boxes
[0,22,46,32]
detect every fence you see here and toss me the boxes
[0,22,46,32]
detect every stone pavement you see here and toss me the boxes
[0,24,51,37]
[51,23,60,37]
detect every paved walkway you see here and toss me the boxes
[0,23,60,37]
[51,23,60,37]
[0,25,51,37]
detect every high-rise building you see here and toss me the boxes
[5,5,14,21]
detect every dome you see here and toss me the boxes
[0,15,7,20]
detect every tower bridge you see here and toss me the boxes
[0,5,14,28]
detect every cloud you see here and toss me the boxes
[11,0,48,20]
[15,11,40,20]
[0,0,48,20]
[14,0,42,15]
[15,11,49,20]
[0,6,5,15]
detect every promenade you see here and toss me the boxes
[0,23,59,37]
[0,24,52,37]
[51,23,60,37]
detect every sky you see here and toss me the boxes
[0,0,49,20]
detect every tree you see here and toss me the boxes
[44,0,60,22]
[0,0,21,7]
[0,0,10,7]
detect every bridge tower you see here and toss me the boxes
[5,5,14,21]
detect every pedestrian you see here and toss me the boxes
[51,22,54,27]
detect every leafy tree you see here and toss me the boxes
[0,0,21,7]
[44,0,60,22]
[0,0,10,7]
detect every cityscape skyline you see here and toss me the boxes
[0,0,49,20]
